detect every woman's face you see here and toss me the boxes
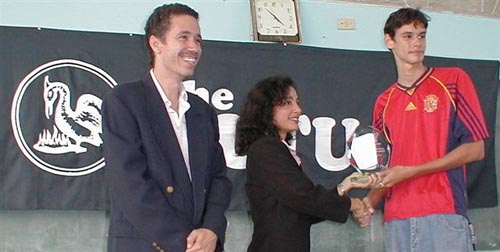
[273,87,302,140]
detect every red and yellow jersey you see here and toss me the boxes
[373,67,489,222]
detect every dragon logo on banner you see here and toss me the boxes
[36,75,103,154]
[11,59,117,176]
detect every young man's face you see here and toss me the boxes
[385,22,427,66]
[150,14,202,80]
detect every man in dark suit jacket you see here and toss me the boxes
[102,3,232,252]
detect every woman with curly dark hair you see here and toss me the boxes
[235,75,377,252]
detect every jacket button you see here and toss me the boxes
[166,186,174,193]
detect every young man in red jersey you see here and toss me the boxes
[359,8,489,252]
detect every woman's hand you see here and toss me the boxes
[337,171,384,196]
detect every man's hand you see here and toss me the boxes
[351,198,374,228]
[186,228,218,252]
[378,165,416,187]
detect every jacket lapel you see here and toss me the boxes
[186,95,208,225]
[142,74,194,220]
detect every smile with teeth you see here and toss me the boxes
[180,51,198,65]
[182,57,197,64]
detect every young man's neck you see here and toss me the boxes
[397,63,427,87]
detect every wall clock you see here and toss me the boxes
[250,0,301,43]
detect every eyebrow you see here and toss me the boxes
[400,30,426,36]
[177,30,202,39]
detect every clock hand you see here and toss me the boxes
[265,8,285,26]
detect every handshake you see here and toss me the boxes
[337,172,386,227]
[350,197,374,228]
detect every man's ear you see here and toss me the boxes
[384,34,394,50]
[149,35,161,54]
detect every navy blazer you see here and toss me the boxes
[102,73,232,252]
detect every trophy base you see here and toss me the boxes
[350,175,369,183]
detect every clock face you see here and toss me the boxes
[254,0,298,36]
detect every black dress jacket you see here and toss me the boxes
[245,136,351,252]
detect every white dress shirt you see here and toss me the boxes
[150,70,192,180]
[282,140,301,166]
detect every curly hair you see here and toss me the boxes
[384,8,430,38]
[144,3,199,68]
[235,75,298,155]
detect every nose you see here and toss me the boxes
[294,103,302,114]
[187,38,201,51]
[414,39,421,47]
[413,36,425,47]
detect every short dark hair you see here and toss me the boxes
[144,3,199,67]
[384,8,430,38]
[235,75,298,155]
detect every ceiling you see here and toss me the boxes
[333,0,500,19]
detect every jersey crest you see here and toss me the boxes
[423,94,439,112]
